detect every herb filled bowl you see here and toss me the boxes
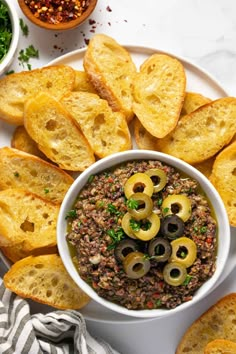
[0,0,20,76]
[18,0,98,31]
[57,150,230,318]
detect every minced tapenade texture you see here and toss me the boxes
[66,160,217,310]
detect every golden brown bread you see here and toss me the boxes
[24,92,95,171]
[3,254,90,310]
[193,156,216,179]
[132,53,186,138]
[83,33,137,122]
[0,147,73,203]
[176,293,236,354]
[158,97,236,164]
[0,188,59,251]
[209,141,236,226]
[0,65,76,125]
[180,92,211,117]
[61,91,132,158]
[133,116,158,150]
[0,244,58,263]
[74,70,97,93]
[204,339,236,354]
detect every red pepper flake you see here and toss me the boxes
[206,237,212,244]
[24,0,90,25]
[146,301,154,309]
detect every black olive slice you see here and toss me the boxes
[114,239,139,262]
[160,214,185,240]
[148,237,172,262]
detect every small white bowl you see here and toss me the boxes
[57,150,230,318]
[0,0,20,76]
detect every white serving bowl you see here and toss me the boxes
[0,0,20,76]
[57,150,230,318]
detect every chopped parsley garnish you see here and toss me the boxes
[14,171,19,177]
[182,274,192,286]
[65,209,77,220]
[126,198,139,210]
[88,174,94,183]
[0,1,12,62]
[44,188,49,194]
[18,45,39,69]
[19,18,29,36]
[107,203,122,216]
[200,226,207,234]
[107,227,125,250]
[163,207,170,214]
[129,218,140,232]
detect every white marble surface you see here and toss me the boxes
[1,0,236,353]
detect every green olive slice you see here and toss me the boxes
[127,192,153,220]
[145,168,167,193]
[160,214,185,240]
[121,212,137,239]
[170,237,197,268]
[163,262,187,286]
[148,237,172,262]
[123,251,150,279]
[162,194,192,222]
[114,239,139,262]
[133,212,160,241]
[124,173,154,199]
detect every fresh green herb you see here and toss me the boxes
[200,226,207,234]
[65,209,77,220]
[18,45,39,69]
[126,198,139,210]
[193,226,198,232]
[107,203,122,216]
[88,174,94,183]
[182,274,192,286]
[129,218,141,232]
[44,188,49,194]
[6,69,14,75]
[0,0,12,62]
[180,251,187,258]
[157,198,163,206]
[107,227,125,250]
[155,299,162,307]
[14,171,19,177]
[19,18,29,36]
[163,207,170,214]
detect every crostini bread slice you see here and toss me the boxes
[132,53,186,138]
[176,293,236,354]
[24,92,95,171]
[0,188,59,251]
[158,97,236,164]
[204,339,236,354]
[0,65,76,125]
[83,33,137,122]
[133,117,158,150]
[74,70,97,93]
[209,141,236,226]
[3,254,90,310]
[0,147,73,203]
[0,244,58,263]
[180,92,211,117]
[61,91,132,158]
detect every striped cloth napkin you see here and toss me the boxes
[0,280,120,354]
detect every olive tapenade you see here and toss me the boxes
[66,160,217,310]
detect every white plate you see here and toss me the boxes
[1,46,235,324]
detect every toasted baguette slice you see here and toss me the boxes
[0,188,59,251]
[3,254,90,310]
[193,156,216,179]
[158,97,236,164]
[180,92,211,117]
[0,244,58,263]
[61,91,132,158]
[11,125,48,160]
[0,65,76,125]
[24,92,95,171]
[133,117,158,150]
[0,147,73,203]
[74,70,97,93]
[83,33,136,122]
[204,339,236,354]
[132,53,186,138]
[176,293,236,354]
[209,141,236,226]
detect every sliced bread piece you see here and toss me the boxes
[132,53,186,138]
[0,188,59,251]
[158,97,236,164]
[176,293,236,354]
[0,147,73,203]
[0,65,76,125]
[3,254,90,310]
[133,117,158,150]
[204,339,236,354]
[0,244,58,263]
[61,91,132,158]
[180,92,211,117]
[74,70,97,93]
[209,141,236,226]
[83,33,137,122]
[24,92,95,171]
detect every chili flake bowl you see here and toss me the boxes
[57,150,230,318]
[18,0,97,31]
[0,0,20,76]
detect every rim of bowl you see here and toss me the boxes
[0,0,20,75]
[57,150,231,318]
[18,0,98,31]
